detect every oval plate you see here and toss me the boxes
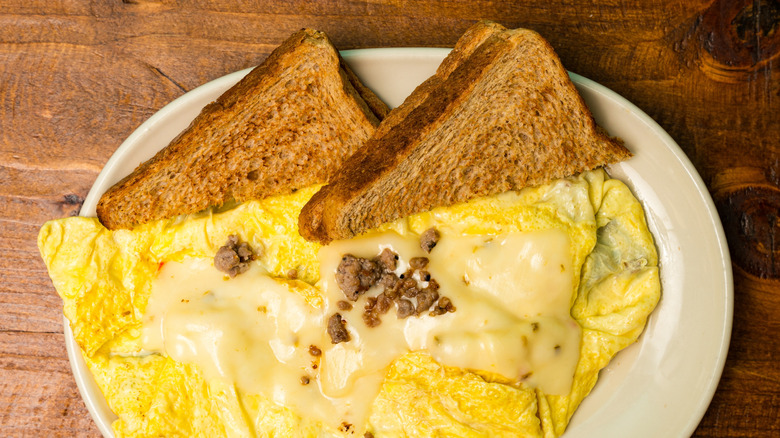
[69,48,733,438]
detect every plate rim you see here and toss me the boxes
[70,47,733,438]
[568,70,733,436]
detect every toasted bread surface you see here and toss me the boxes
[299,21,631,244]
[96,29,388,230]
[371,20,505,140]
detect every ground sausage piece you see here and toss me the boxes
[420,228,440,253]
[236,242,253,259]
[360,257,382,284]
[397,299,415,319]
[375,293,392,314]
[337,300,353,311]
[336,255,381,301]
[308,345,322,356]
[402,283,420,298]
[335,255,363,300]
[430,296,456,316]
[214,246,239,272]
[327,313,350,344]
[438,296,455,311]
[214,235,256,277]
[364,296,377,311]
[377,248,398,272]
[380,273,399,287]
[362,297,381,327]
[416,288,439,314]
[402,277,417,289]
[409,257,429,270]
[400,277,419,298]
[362,310,381,327]
[380,273,401,299]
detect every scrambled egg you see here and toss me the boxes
[38,169,660,437]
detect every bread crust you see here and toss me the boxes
[96,29,388,230]
[298,21,632,244]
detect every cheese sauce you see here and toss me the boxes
[142,229,581,434]
[142,260,341,426]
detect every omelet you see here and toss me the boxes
[38,169,660,437]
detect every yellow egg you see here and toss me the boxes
[38,169,660,437]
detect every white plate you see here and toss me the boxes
[69,48,733,437]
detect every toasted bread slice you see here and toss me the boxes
[298,21,632,244]
[370,20,505,140]
[96,29,389,230]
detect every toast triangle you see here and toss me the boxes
[97,28,388,230]
[299,21,631,244]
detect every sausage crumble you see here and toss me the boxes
[335,254,382,301]
[429,296,456,316]
[327,313,350,344]
[420,227,440,253]
[214,235,257,277]
[332,232,455,330]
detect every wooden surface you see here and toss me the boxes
[1,0,778,436]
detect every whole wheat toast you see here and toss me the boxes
[96,29,389,230]
[298,21,632,244]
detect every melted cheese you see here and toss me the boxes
[142,229,580,435]
[142,260,344,429]
[318,230,580,404]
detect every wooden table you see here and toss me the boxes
[2,1,778,436]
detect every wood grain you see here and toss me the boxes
[2,0,778,436]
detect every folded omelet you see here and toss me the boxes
[39,169,659,437]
